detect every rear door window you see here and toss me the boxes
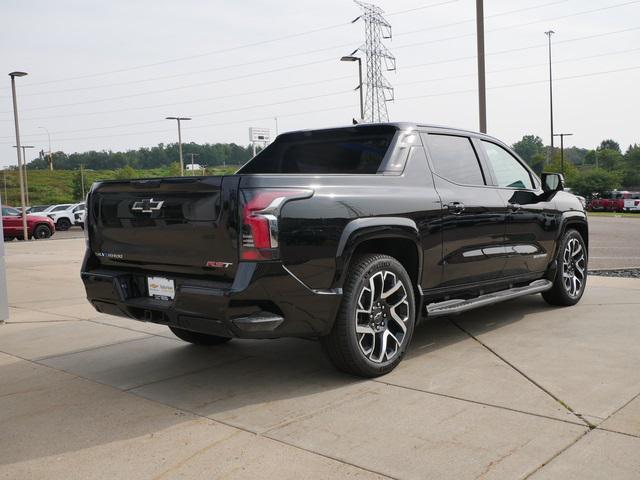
[238,126,396,174]
[425,134,485,185]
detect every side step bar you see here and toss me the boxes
[426,279,553,317]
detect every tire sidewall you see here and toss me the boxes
[57,218,71,231]
[34,225,51,239]
[341,256,416,376]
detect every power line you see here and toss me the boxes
[0,0,459,91]
[6,63,638,146]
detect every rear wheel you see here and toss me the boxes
[3,236,13,242]
[57,218,72,231]
[32,224,52,240]
[321,254,416,377]
[169,326,232,345]
[542,229,587,306]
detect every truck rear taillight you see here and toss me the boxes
[240,189,313,261]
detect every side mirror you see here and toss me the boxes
[542,173,565,193]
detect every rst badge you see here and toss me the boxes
[205,261,233,269]
[132,198,164,213]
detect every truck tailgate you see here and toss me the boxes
[88,175,240,279]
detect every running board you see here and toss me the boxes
[426,279,553,317]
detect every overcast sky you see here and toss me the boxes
[1,0,639,167]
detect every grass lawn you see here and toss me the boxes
[587,211,640,218]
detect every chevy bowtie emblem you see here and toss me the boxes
[132,198,164,213]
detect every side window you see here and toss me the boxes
[425,134,485,185]
[482,141,533,189]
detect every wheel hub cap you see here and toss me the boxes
[562,238,586,298]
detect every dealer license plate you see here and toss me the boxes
[147,276,175,300]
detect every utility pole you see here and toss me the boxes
[38,126,53,170]
[2,170,7,205]
[553,133,573,176]
[476,0,487,133]
[9,71,29,241]
[165,116,191,176]
[340,55,365,121]
[352,1,395,122]
[274,117,279,137]
[80,164,86,199]
[188,153,199,176]
[545,30,555,164]
[12,145,34,205]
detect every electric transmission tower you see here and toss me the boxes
[352,0,396,123]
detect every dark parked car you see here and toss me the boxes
[26,205,52,214]
[82,123,588,376]
[2,206,56,240]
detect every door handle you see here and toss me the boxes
[508,203,522,212]
[445,202,465,214]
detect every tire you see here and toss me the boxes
[56,218,72,231]
[32,224,52,240]
[169,326,232,345]
[321,254,416,377]
[542,229,588,306]
[3,236,13,242]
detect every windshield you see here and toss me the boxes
[238,126,396,174]
[51,204,72,212]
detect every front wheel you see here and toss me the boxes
[169,326,232,345]
[542,229,587,306]
[56,218,72,231]
[321,254,416,377]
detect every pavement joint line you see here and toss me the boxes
[122,354,253,392]
[4,319,81,324]
[372,379,588,428]
[1,346,394,479]
[596,427,640,439]
[86,317,179,340]
[32,334,151,362]
[522,428,592,480]
[449,319,595,429]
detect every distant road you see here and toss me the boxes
[8,216,640,270]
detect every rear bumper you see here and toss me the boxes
[81,254,342,339]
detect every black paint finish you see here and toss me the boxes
[81,122,587,339]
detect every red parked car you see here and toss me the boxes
[587,191,637,212]
[2,206,56,241]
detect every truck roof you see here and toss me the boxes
[281,122,505,144]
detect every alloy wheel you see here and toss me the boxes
[562,237,586,297]
[355,270,410,363]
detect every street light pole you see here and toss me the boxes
[13,145,34,205]
[545,30,555,164]
[166,117,191,176]
[553,133,573,176]
[188,153,199,176]
[38,126,53,170]
[340,55,364,121]
[476,0,487,133]
[9,71,29,241]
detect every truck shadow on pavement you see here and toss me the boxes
[1,294,562,466]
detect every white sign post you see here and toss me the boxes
[0,196,8,324]
[249,127,271,157]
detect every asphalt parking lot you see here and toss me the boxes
[1,233,640,478]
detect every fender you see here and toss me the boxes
[334,217,423,290]
[544,211,589,281]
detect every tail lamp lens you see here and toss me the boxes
[240,189,312,261]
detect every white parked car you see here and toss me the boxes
[624,196,640,212]
[43,203,85,231]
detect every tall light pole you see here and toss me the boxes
[545,30,555,164]
[9,71,29,241]
[340,55,364,121]
[476,0,487,133]
[38,126,53,170]
[166,116,191,176]
[13,145,34,205]
[553,133,573,176]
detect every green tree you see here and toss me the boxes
[512,135,544,166]
[113,165,137,180]
[570,168,621,198]
[595,148,623,170]
[544,155,578,184]
[598,139,621,153]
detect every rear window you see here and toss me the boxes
[238,126,396,174]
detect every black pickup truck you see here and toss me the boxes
[81,123,588,377]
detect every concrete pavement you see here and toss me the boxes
[1,238,639,479]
